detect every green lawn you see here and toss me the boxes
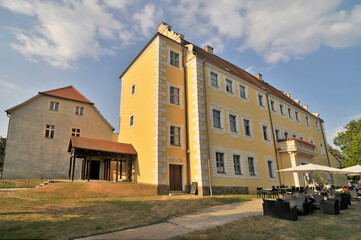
[177,203,361,240]
[0,179,48,188]
[0,182,253,239]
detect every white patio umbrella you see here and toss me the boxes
[277,163,345,173]
[339,165,361,175]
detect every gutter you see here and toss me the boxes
[265,92,282,186]
[182,47,191,190]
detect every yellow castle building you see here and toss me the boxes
[117,22,344,195]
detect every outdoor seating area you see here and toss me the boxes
[261,185,360,220]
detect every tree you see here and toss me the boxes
[0,137,6,172]
[334,118,361,167]
[328,144,343,164]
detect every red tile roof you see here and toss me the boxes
[68,136,137,155]
[192,45,314,117]
[39,85,93,104]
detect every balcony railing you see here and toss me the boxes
[277,138,317,156]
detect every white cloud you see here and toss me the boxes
[133,4,162,37]
[174,0,361,64]
[349,114,361,121]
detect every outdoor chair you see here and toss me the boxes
[320,199,340,215]
[349,190,361,202]
[320,188,328,196]
[263,199,298,221]
[306,188,314,195]
[311,194,325,209]
[256,187,263,198]
[281,194,312,215]
[328,188,336,198]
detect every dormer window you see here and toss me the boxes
[49,101,59,111]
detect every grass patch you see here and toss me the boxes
[0,182,252,239]
[177,203,361,240]
[0,179,48,188]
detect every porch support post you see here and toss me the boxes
[68,156,73,180]
[84,158,88,179]
[116,160,119,182]
[108,160,111,181]
[71,157,76,181]
[87,158,91,182]
[128,158,133,183]
[119,160,123,181]
[81,158,85,180]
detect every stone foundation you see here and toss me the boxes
[157,184,170,195]
[200,186,249,196]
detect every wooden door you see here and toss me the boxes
[169,164,182,191]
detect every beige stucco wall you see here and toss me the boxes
[3,95,113,179]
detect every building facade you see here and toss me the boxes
[117,22,345,195]
[3,86,114,179]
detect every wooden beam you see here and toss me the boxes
[128,160,133,183]
[87,159,91,182]
[71,157,76,181]
[68,157,73,180]
[116,160,119,182]
[119,160,123,181]
[81,159,85,180]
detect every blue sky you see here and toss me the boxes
[0,0,361,148]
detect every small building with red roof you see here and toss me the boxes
[2,86,116,179]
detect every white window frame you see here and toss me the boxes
[269,98,277,114]
[208,70,221,91]
[71,128,80,137]
[233,154,242,175]
[170,126,181,147]
[291,131,297,138]
[315,120,320,132]
[75,106,84,116]
[226,108,240,138]
[49,101,59,111]
[279,103,286,117]
[287,107,294,120]
[129,113,134,127]
[45,124,55,139]
[169,50,179,68]
[265,156,277,181]
[210,103,225,134]
[319,141,326,158]
[247,157,256,176]
[166,82,184,109]
[216,152,226,174]
[256,91,266,109]
[306,116,311,128]
[166,122,185,149]
[260,120,271,144]
[241,113,254,141]
[274,126,282,141]
[167,46,183,71]
[238,83,249,102]
[131,83,136,96]
[299,134,305,140]
[295,111,301,123]
[224,78,236,97]
[283,128,290,139]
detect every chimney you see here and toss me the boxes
[255,73,263,81]
[204,45,214,54]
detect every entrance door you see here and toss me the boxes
[169,164,182,191]
[90,160,100,179]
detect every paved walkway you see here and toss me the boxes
[77,198,263,240]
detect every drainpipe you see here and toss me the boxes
[265,92,282,186]
[182,47,191,190]
[201,60,213,196]
[320,120,334,184]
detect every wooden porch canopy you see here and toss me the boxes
[67,136,137,181]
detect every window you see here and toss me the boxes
[243,119,251,136]
[71,128,80,137]
[284,131,289,139]
[275,129,280,141]
[210,72,218,87]
[45,124,55,138]
[270,100,276,112]
[233,155,241,175]
[216,152,225,173]
[170,86,180,105]
[262,125,269,141]
[213,109,221,128]
[75,106,84,116]
[267,161,274,178]
[229,114,237,132]
[280,104,285,116]
[170,126,181,146]
[170,51,179,67]
[319,142,326,158]
[288,108,293,119]
[49,101,59,111]
[258,94,264,107]
[248,157,255,176]
[295,111,300,122]
[306,116,310,127]
[316,121,320,131]
[239,84,246,99]
[292,133,297,138]
[225,79,233,93]
[129,115,134,126]
[131,84,136,95]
